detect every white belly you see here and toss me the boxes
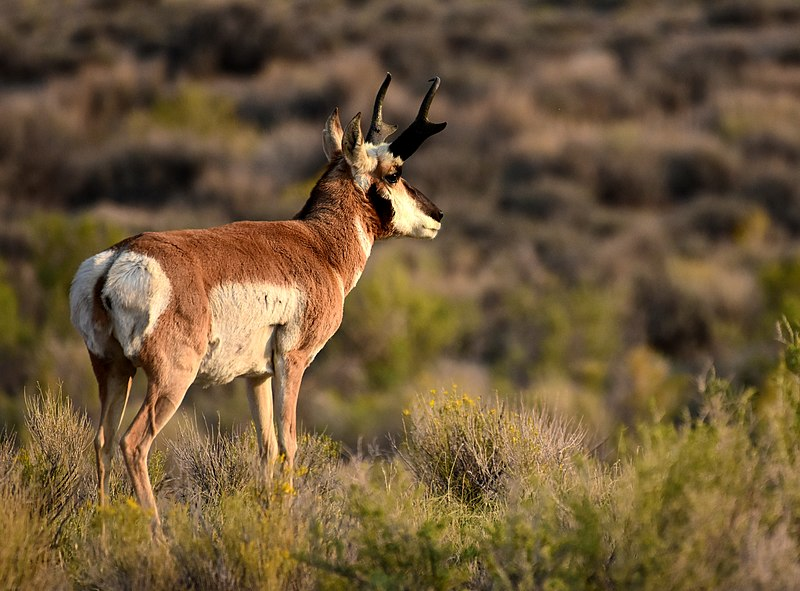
[195,281,304,386]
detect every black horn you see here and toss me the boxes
[389,77,447,161]
[366,73,398,145]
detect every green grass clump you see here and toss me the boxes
[74,499,180,591]
[606,378,800,590]
[401,386,584,509]
[0,389,87,590]
[483,470,613,590]
[0,482,67,591]
[166,495,307,591]
[20,387,94,544]
[307,488,474,590]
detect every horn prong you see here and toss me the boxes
[389,76,446,161]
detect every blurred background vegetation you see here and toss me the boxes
[1,0,800,449]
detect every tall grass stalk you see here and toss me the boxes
[22,385,94,544]
[168,414,258,504]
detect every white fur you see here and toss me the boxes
[389,187,441,238]
[367,144,401,163]
[346,217,374,291]
[69,249,117,356]
[366,146,440,239]
[348,147,377,192]
[355,217,374,259]
[197,282,305,386]
[101,251,172,359]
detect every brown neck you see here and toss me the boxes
[295,160,384,293]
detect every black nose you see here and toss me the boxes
[433,209,444,222]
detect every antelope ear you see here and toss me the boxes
[323,108,343,162]
[342,112,369,171]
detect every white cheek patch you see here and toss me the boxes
[197,282,305,385]
[70,248,117,356]
[102,251,172,359]
[360,144,441,238]
[368,146,440,238]
[388,187,441,238]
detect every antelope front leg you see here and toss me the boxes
[246,375,279,485]
[272,351,306,485]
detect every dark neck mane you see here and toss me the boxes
[294,158,389,240]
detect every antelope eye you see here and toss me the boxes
[384,172,400,185]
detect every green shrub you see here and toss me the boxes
[8,351,800,589]
[168,416,343,504]
[483,468,614,591]
[68,425,344,591]
[328,254,476,390]
[761,258,800,331]
[74,499,180,591]
[490,283,623,391]
[295,431,343,498]
[0,261,29,350]
[0,480,67,590]
[0,388,92,589]
[20,385,94,546]
[609,369,800,590]
[168,416,259,504]
[138,83,260,146]
[401,387,585,509]
[166,495,309,591]
[0,260,34,406]
[306,483,474,591]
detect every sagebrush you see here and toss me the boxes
[3,337,800,590]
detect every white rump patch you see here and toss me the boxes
[70,249,117,356]
[197,282,305,386]
[102,251,172,359]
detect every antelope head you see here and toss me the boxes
[323,74,446,239]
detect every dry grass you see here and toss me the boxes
[400,387,584,508]
[2,0,800,439]
[0,354,799,590]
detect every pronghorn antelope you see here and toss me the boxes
[70,74,446,523]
